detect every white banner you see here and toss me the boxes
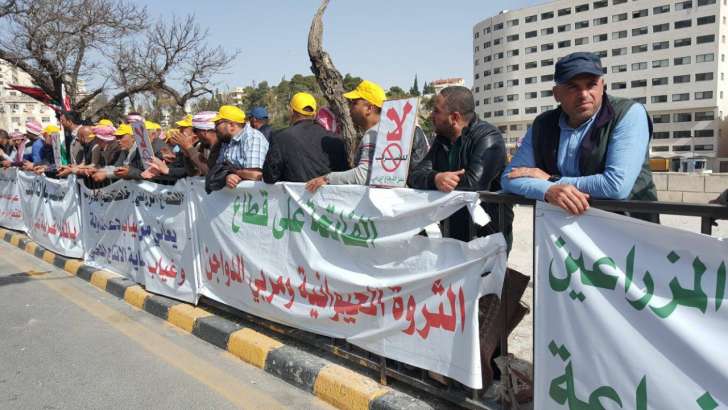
[369,97,418,187]
[0,167,25,231]
[535,202,728,408]
[80,179,196,302]
[17,171,83,258]
[189,179,507,388]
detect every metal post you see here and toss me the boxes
[498,203,509,357]
[701,217,713,235]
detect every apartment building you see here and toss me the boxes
[473,0,728,171]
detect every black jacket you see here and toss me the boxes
[408,117,513,249]
[263,119,348,183]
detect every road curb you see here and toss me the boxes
[0,228,435,410]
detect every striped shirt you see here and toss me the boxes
[326,123,378,185]
[223,123,269,169]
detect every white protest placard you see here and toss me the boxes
[189,179,505,388]
[534,202,728,409]
[0,167,25,231]
[369,97,419,187]
[51,132,63,167]
[131,121,155,170]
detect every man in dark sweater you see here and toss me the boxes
[408,86,513,249]
[263,92,348,183]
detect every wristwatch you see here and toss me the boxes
[548,175,561,182]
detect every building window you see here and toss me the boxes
[632,44,648,53]
[507,109,519,116]
[654,4,670,14]
[653,132,670,139]
[653,114,670,123]
[612,13,627,22]
[474,32,480,39]
[697,35,715,44]
[613,0,627,4]
[494,67,502,74]
[612,64,627,73]
[674,38,692,47]
[593,34,608,42]
[673,145,692,152]
[694,144,714,151]
[483,70,491,77]
[595,50,607,58]
[675,1,692,11]
[484,55,492,62]
[612,47,627,56]
[526,61,537,69]
[541,105,554,112]
[494,110,504,117]
[541,27,554,35]
[495,52,504,60]
[576,4,590,12]
[695,129,715,137]
[494,96,504,103]
[594,0,608,8]
[695,111,714,120]
[652,95,668,103]
[697,0,716,5]
[558,24,571,33]
[507,94,519,101]
[494,22,503,30]
[697,15,716,25]
[507,18,519,27]
[613,30,628,40]
[653,41,670,50]
[611,82,627,89]
[695,91,714,99]
[483,98,490,104]
[558,7,571,16]
[525,76,537,84]
[653,23,669,33]
[525,15,537,23]
[542,11,554,19]
[525,92,537,99]
[494,38,501,45]
[673,113,692,122]
[494,81,504,88]
[483,41,491,49]
[507,64,519,72]
[632,80,647,87]
[593,17,608,26]
[541,90,553,97]
[474,73,480,80]
[632,27,648,36]
[558,40,571,48]
[541,43,554,51]
[575,37,589,46]
[633,97,647,104]
[632,62,648,71]
[526,46,537,54]
[674,74,691,83]
[525,107,538,114]
[652,77,668,86]
[575,20,589,29]
[672,93,690,101]
[507,34,519,42]
[507,49,519,57]
[526,30,537,38]
[541,74,554,82]
[633,9,648,18]
[507,79,519,87]
[674,56,691,65]
[675,19,692,29]
[484,84,491,90]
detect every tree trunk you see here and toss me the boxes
[307,0,358,166]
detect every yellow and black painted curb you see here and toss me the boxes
[0,228,432,410]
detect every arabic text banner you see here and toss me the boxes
[535,202,728,409]
[0,167,25,231]
[79,179,196,302]
[189,179,507,389]
[16,171,83,258]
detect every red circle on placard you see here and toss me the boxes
[380,143,403,172]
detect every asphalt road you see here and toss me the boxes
[0,240,334,410]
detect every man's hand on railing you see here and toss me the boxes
[434,169,465,193]
[545,184,590,215]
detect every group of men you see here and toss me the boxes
[0,51,667,247]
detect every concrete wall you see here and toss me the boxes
[655,173,728,203]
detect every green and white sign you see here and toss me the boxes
[535,202,727,409]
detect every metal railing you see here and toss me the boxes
[201,193,728,410]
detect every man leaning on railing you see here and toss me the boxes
[501,52,659,223]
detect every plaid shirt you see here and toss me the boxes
[223,123,269,169]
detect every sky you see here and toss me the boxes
[140,0,539,92]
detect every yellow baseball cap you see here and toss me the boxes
[114,123,132,136]
[145,120,161,130]
[212,105,246,124]
[43,124,61,134]
[290,92,317,116]
[175,114,193,128]
[97,119,114,127]
[343,80,386,108]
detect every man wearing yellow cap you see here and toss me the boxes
[262,92,347,183]
[305,80,386,191]
[208,105,268,190]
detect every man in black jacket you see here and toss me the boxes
[408,86,513,250]
[263,92,348,183]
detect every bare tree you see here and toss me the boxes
[0,0,236,117]
[308,0,358,165]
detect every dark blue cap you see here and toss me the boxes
[248,106,268,119]
[555,52,604,84]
